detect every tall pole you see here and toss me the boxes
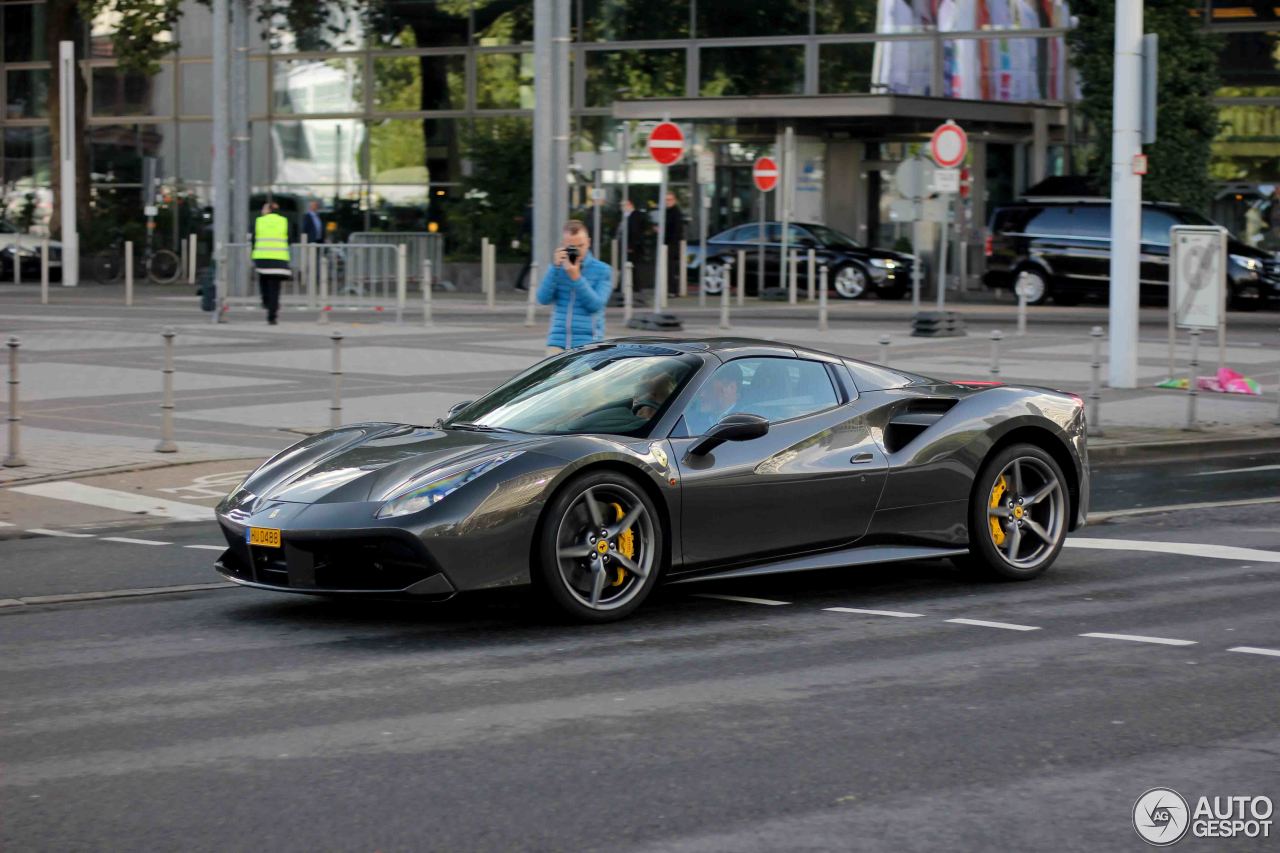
[1108,2,1143,388]
[619,125,630,277]
[553,0,570,236]
[532,0,553,281]
[58,41,78,288]
[656,164,668,309]
[781,126,794,303]
[231,0,250,246]
[212,0,230,315]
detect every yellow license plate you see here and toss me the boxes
[246,527,281,548]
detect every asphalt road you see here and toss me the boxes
[2,455,1279,851]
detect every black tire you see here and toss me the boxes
[535,470,664,623]
[147,249,181,284]
[92,249,123,283]
[1012,268,1050,306]
[831,263,870,299]
[956,442,1069,581]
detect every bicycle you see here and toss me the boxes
[91,241,182,284]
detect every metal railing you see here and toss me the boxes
[216,242,407,320]
[348,232,442,290]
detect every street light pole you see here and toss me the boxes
[1108,2,1143,388]
[58,41,78,288]
[231,0,250,245]
[533,0,553,282]
[212,0,230,319]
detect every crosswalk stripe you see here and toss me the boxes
[9,482,212,522]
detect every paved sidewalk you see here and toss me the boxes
[1,287,1278,487]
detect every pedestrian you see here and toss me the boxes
[251,201,293,325]
[663,191,685,296]
[616,198,650,305]
[537,219,613,356]
[303,199,325,245]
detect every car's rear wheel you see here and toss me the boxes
[536,471,663,622]
[701,259,729,295]
[958,443,1068,580]
[1012,268,1050,306]
[832,263,869,299]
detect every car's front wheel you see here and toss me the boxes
[958,443,1068,580]
[832,263,870,299]
[536,471,663,622]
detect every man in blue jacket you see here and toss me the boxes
[537,219,613,355]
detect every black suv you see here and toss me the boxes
[691,221,913,299]
[983,200,1279,310]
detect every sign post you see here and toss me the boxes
[1169,225,1228,378]
[929,121,967,309]
[891,156,935,309]
[752,156,778,299]
[647,120,684,312]
[696,148,715,307]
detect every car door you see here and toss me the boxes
[1139,208,1177,300]
[669,357,888,567]
[1063,204,1112,294]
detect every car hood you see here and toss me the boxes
[231,422,551,506]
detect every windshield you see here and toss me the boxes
[805,224,861,250]
[445,348,701,436]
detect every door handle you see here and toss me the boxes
[850,452,874,464]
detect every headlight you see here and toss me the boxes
[1232,254,1262,272]
[869,258,900,269]
[376,451,523,519]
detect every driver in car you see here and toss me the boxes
[684,363,743,435]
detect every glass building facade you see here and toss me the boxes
[0,0,1270,259]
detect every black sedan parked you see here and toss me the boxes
[691,222,914,300]
[215,338,1087,623]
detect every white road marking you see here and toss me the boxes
[824,607,924,618]
[694,594,790,607]
[1066,537,1280,564]
[1191,463,1280,477]
[946,618,1041,631]
[185,544,226,551]
[1089,496,1280,520]
[26,528,95,539]
[1227,646,1280,658]
[9,482,212,522]
[0,520,14,527]
[1080,632,1197,647]
[100,537,171,546]
[5,583,234,608]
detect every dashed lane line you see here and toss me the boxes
[1228,646,1280,658]
[1079,632,1197,647]
[1088,496,1280,521]
[1065,537,1280,564]
[694,594,790,607]
[100,537,172,546]
[945,618,1041,631]
[184,544,226,551]
[0,583,234,610]
[823,607,924,618]
[24,528,95,539]
[1191,463,1280,477]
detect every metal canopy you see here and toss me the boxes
[611,93,1065,134]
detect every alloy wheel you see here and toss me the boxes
[554,483,656,611]
[986,456,1065,570]
[833,265,867,299]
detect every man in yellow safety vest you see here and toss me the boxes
[252,201,293,325]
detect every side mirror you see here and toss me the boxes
[447,400,474,418]
[690,413,769,456]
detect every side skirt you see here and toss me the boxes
[668,544,969,585]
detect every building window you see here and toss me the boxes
[3,3,48,62]
[91,65,175,118]
[273,58,363,115]
[6,69,51,119]
[476,52,534,108]
[814,0,878,35]
[818,43,875,94]
[585,50,685,107]
[700,45,805,96]
[372,1,470,48]
[473,0,533,46]
[579,0,690,41]
[695,0,809,38]
[373,54,466,111]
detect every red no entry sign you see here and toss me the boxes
[647,121,685,166]
[930,121,968,168]
[752,156,778,192]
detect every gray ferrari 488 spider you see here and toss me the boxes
[215,338,1088,622]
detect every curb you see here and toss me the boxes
[1089,433,1280,464]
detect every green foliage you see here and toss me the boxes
[451,118,533,259]
[1068,0,1222,212]
[77,0,184,74]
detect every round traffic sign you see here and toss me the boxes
[647,121,685,166]
[930,121,968,168]
[752,156,779,192]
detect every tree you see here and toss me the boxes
[1068,0,1222,212]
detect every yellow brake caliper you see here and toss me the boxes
[988,475,1008,546]
[610,502,635,586]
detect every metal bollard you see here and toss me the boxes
[656,245,668,312]
[330,330,344,429]
[818,265,829,331]
[807,249,816,301]
[878,334,890,365]
[155,327,178,453]
[678,239,688,298]
[610,238,619,279]
[1088,325,1105,436]
[125,240,134,307]
[318,251,330,325]
[1185,328,1200,431]
[789,250,799,305]
[736,249,746,307]
[396,243,407,324]
[40,239,49,305]
[422,259,434,327]
[485,240,496,310]
[188,233,198,285]
[623,262,634,324]
[719,259,732,330]
[4,337,25,467]
[12,233,19,286]
[525,262,539,327]
[989,329,1003,379]
[1017,290,1027,336]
